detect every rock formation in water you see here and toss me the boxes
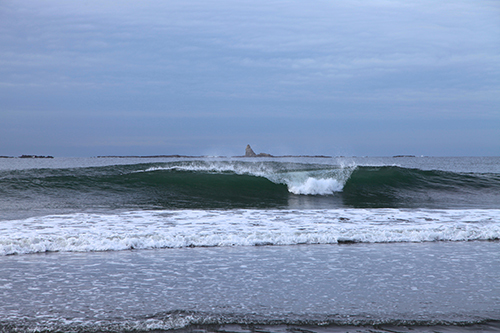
[19,155,54,159]
[245,145,257,157]
[245,145,273,157]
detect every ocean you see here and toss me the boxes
[0,156,499,333]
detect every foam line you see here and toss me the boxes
[1,209,499,255]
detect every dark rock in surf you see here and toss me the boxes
[245,145,257,157]
[245,145,273,157]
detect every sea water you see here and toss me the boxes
[0,156,499,332]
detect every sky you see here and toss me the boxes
[1,0,499,157]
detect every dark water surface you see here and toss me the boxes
[1,157,500,221]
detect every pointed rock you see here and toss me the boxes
[245,144,257,157]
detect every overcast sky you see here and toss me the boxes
[1,0,499,157]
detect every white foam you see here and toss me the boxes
[1,209,499,255]
[140,162,273,177]
[288,178,343,195]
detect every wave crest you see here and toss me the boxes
[139,161,356,196]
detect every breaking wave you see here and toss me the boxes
[2,209,499,255]
[1,160,499,215]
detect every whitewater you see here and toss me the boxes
[2,209,500,255]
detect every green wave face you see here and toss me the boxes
[342,166,500,208]
[1,161,499,220]
[120,169,291,209]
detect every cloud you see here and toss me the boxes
[2,0,498,92]
[0,0,499,155]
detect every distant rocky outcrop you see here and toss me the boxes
[256,152,273,157]
[97,155,206,158]
[244,145,273,157]
[19,155,54,159]
[245,145,257,157]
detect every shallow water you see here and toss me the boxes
[1,242,499,332]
